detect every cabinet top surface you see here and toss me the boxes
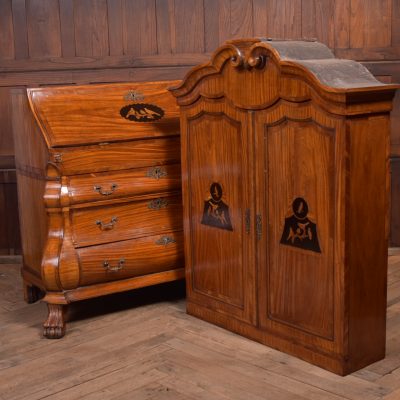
[170,39,398,113]
[28,80,181,148]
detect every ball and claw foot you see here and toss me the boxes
[43,304,66,339]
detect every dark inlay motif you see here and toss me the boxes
[201,182,233,231]
[120,103,164,122]
[280,197,321,253]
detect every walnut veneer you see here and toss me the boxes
[12,81,184,338]
[170,39,399,375]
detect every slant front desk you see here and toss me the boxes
[12,81,184,338]
[170,39,399,375]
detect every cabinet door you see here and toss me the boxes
[256,103,345,353]
[181,102,256,324]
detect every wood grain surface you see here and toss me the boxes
[78,231,184,286]
[49,137,181,175]
[28,81,181,147]
[67,163,181,205]
[261,116,336,340]
[71,195,183,247]
[183,106,256,325]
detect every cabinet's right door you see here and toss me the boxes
[255,103,346,355]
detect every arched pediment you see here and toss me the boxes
[170,39,398,115]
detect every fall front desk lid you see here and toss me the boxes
[27,80,181,148]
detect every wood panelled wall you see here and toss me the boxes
[1,0,400,252]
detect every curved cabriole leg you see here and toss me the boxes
[43,303,66,339]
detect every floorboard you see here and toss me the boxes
[0,253,399,400]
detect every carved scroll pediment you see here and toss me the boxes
[170,38,399,114]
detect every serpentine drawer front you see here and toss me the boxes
[67,164,181,205]
[78,231,184,286]
[71,195,183,247]
[49,137,180,175]
[170,39,399,375]
[12,80,184,339]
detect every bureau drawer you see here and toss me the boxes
[71,195,183,247]
[77,231,184,286]
[67,164,181,205]
[51,137,180,175]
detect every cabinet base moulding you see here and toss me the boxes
[186,301,385,376]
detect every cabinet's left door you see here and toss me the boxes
[181,101,256,324]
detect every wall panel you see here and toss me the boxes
[173,0,205,53]
[59,0,76,57]
[0,87,19,256]
[11,0,29,59]
[122,0,158,56]
[230,0,253,38]
[0,0,14,59]
[392,0,400,46]
[26,0,62,57]
[74,0,109,57]
[334,0,350,48]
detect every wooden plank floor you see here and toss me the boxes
[1,253,400,400]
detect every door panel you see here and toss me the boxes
[256,104,344,351]
[183,104,255,323]
[265,119,335,339]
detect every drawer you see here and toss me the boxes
[51,137,180,175]
[77,231,184,286]
[67,164,181,205]
[71,195,183,247]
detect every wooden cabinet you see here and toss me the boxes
[12,81,184,338]
[170,39,399,375]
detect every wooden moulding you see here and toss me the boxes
[40,268,184,338]
[171,38,397,114]
[170,38,399,375]
[43,268,185,305]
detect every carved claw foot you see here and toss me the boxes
[23,282,43,304]
[43,304,66,339]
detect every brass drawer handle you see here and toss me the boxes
[96,216,118,231]
[103,258,125,272]
[148,198,169,210]
[94,183,118,196]
[147,166,167,180]
[155,236,176,246]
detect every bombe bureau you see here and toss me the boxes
[12,81,184,338]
